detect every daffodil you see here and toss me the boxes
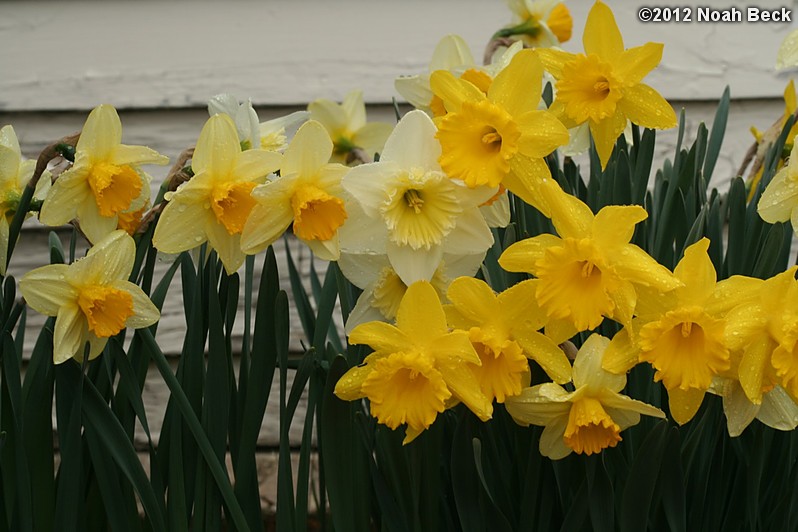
[758,142,798,232]
[537,1,676,169]
[240,120,348,261]
[207,93,308,152]
[430,49,569,212]
[340,109,494,285]
[0,125,51,275]
[499,0,572,48]
[39,105,168,244]
[445,277,572,404]
[334,281,492,444]
[307,90,393,164]
[152,114,282,274]
[723,268,798,405]
[602,239,760,424]
[338,251,484,333]
[499,178,679,337]
[19,230,159,364]
[506,334,665,459]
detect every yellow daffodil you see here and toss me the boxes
[152,114,282,274]
[506,334,665,459]
[39,104,168,244]
[602,239,760,424]
[19,230,159,364]
[537,1,676,169]
[430,49,569,212]
[0,125,51,275]
[240,120,348,261]
[340,110,494,285]
[500,0,573,48]
[758,142,798,232]
[499,179,679,337]
[334,281,492,444]
[207,93,308,152]
[723,268,798,405]
[338,251,484,333]
[445,277,572,404]
[307,90,393,164]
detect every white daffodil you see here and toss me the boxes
[240,120,349,261]
[19,231,160,364]
[338,251,485,333]
[307,89,393,164]
[39,105,168,244]
[153,114,282,274]
[340,110,495,285]
[0,125,51,274]
[506,334,665,460]
[207,93,308,152]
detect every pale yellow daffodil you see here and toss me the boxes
[537,1,676,169]
[335,281,492,444]
[499,179,680,338]
[307,90,393,164]
[431,49,569,212]
[240,120,348,261]
[445,277,572,404]
[340,110,495,285]
[506,334,665,459]
[39,105,168,244]
[19,230,159,364]
[602,238,761,424]
[0,125,51,275]
[152,114,282,274]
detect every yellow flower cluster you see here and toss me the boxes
[12,0,798,463]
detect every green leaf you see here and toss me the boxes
[140,329,250,532]
[620,420,668,532]
[320,356,371,532]
[704,87,730,180]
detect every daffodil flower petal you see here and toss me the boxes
[76,105,122,160]
[153,202,210,254]
[758,386,798,431]
[395,280,448,343]
[19,264,74,315]
[602,327,639,374]
[668,387,705,425]
[429,70,483,114]
[446,276,497,324]
[514,329,572,384]
[53,303,85,364]
[589,113,628,170]
[282,121,332,177]
[489,49,543,117]
[380,110,440,170]
[516,111,570,158]
[582,0,624,61]
[616,43,664,85]
[498,234,561,273]
[192,114,240,177]
[616,84,677,130]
